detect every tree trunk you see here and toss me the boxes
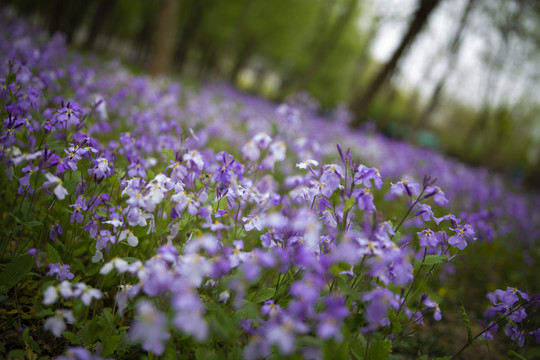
[83,0,110,50]
[174,0,205,73]
[150,0,180,76]
[350,0,442,127]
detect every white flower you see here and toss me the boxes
[296,159,319,169]
[92,250,103,263]
[58,280,73,298]
[44,173,68,200]
[80,287,102,306]
[253,132,273,149]
[270,141,286,161]
[218,290,230,303]
[118,229,139,247]
[100,257,130,275]
[44,309,75,337]
[43,285,58,305]
[241,140,260,162]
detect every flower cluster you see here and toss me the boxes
[0,11,539,359]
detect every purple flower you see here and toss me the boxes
[354,164,383,190]
[424,185,449,206]
[352,188,376,214]
[47,263,74,281]
[448,224,476,250]
[320,164,343,193]
[530,328,540,343]
[49,222,63,241]
[422,295,442,321]
[362,287,397,326]
[390,179,420,198]
[89,157,113,180]
[55,102,83,126]
[69,196,87,223]
[505,324,525,347]
[130,301,170,355]
[417,229,439,247]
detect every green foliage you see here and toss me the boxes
[366,340,392,360]
[0,254,33,290]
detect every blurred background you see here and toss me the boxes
[4,0,540,186]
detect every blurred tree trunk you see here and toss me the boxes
[416,0,476,130]
[174,0,205,73]
[150,0,180,76]
[350,0,442,127]
[83,0,110,50]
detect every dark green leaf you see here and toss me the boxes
[102,335,123,357]
[0,254,33,290]
[22,328,41,354]
[366,340,392,360]
[196,348,220,360]
[508,350,527,360]
[389,310,402,334]
[47,244,62,263]
[6,73,16,86]
[422,255,449,265]
[7,349,25,358]
[248,287,275,303]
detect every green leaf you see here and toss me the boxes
[335,276,358,299]
[0,254,33,290]
[414,255,449,270]
[422,255,449,265]
[7,349,25,358]
[6,73,16,86]
[102,335,123,357]
[248,287,275,303]
[366,340,392,360]
[432,357,452,360]
[460,301,473,348]
[508,350,527,360]
[63,331,80,344]
[195,348,220,360]
[344,198,355,211]
[47,244,62,263]
[389,310,402,334]
[22,328,41,354]
[25,220,42,228]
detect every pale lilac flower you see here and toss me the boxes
[69,196,87,223]
[296,159,319,170]
[44,309,75,337]
[130,301,170,355]
[43,172,68,200]
[100,257,130,275]
[242,140,261,163]
[243,215,263,231]
[43,285,59,305]
[47,263,74,281]
[117,229,139,247]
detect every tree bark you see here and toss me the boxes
[350,0,443,127]
[150,0,180,76]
